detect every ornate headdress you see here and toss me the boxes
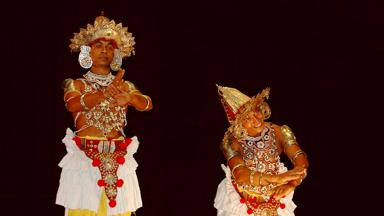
[217,84,271,123]
[217,84,271,141]
[69,12,136,58]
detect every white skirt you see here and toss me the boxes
[56,128,142,215]
[214,164,297,216]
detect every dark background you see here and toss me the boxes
[3,0,382,215]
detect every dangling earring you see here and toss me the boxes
[78,45,93,69]
[261,102,271,120]
[110,49,122,71]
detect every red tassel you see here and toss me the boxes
[247,209,253,214]
[97,179,105,187]
[92,159,101,167]
[116,156,125,165]
[109,200,116,208]
[280,203,286,209]
[116,179,124,187]
[120,138,132,149]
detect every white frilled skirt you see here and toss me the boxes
[56,128,142,216]
[214,165,297,216]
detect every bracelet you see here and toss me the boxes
[291,150,307,164]
[138,95,151,111]
[249,170,256,185]
[231,163,246,177]
[80,93,89,111]
[258,172,263,186]
[226,151,240,162]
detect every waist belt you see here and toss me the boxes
[72,136,132,208]
[232,181,285,216]
[75,137,130,153]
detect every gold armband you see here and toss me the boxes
[63,78,81,102]
[62,79,77,92]
[281,125,298,149]
[290,150,307,164]
[220,135,240,161]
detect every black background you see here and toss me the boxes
[3,0,382,215]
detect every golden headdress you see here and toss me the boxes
[69,12,135,58]
[217,84,271,123]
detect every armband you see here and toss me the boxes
[281,125,298,150]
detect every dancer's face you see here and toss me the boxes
[241,110,265,136]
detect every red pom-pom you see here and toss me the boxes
[240,198,246,203]
[116,156,125,165]
[92,159,101,167]
[125,138,132,144]
[280,203,286,209]
[109,200,116,208]
[97,179,105,187]
[116,179,124,187]
[247,209,253,214]
[120,142,128,149]
[72,136,81,144]
[120,138,132,149]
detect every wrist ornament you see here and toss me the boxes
[231,163,246,178]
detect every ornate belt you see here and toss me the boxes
[232,181,285,216]
[75,137,128,153]
[73,136,132,208]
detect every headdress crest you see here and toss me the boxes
[217,84,271,124]
[69,12,135,58]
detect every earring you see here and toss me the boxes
[78,45,93,69]
[110,49,122,71]
[261,102,271,120]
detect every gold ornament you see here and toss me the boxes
[69,12,135,58]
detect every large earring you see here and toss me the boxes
[78,45,93,69]
[110,49,122,71]
[261,102,271,120]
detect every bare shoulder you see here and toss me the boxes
[270,123,282,133]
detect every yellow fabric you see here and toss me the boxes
[68,191,131,216]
